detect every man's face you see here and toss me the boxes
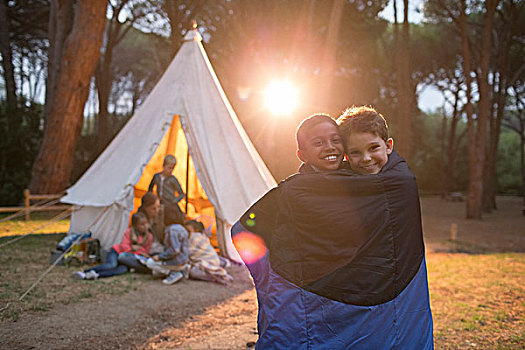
[345,132,393,174]
[297,121,344,171]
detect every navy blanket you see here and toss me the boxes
[240,151,425,306]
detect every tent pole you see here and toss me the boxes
[185,147,189,213]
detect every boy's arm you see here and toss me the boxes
[171,176,185,204]
[148,173,158,192]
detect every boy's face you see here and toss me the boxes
[297,121,344,171]
[345,132,393,174]
[162,162,176,176]
[135,218,149,235]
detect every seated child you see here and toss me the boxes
[145,205,190,285]
[72,212,153,280]
[185,220,233,285]
[234,107,433,349]
[148,154,186,221]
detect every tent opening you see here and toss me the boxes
[133,115,218,248]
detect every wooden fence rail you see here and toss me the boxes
[0,189,70,220]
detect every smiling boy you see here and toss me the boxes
[295,113,344,171]
[337,105,394,175]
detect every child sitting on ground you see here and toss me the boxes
[72,212,153,280]
[186,219,233,284]
[145,205,190,285]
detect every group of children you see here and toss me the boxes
[72,154,232,286]
[234,105,433,348]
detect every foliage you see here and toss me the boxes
[496,131,522,194]
[410,109,522,195]
[410,110,469,193]
[0,0,522,197]
[0,101,43,205]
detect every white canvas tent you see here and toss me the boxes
[61,29,276,261]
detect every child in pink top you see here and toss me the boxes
[71,212,153,280]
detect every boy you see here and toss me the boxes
[234,107,433,349]
[148,154,185,214]
[144,205,189,285]
[337,105,393,175]
[295,113,344,172]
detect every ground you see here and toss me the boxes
[0,196,524,349]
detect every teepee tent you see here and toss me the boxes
[61,29,276,261]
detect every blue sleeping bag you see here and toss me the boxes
[234,151,433,349]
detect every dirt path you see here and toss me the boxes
[0,264,258,350]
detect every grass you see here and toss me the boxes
[427,253,525,349]
[0,233,149,322]
[0,212,70,238]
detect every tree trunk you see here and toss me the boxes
[29,0,108,194]
[318,0,344,110]
[521,130,525,208]
[446,88,461,194]
[396,0,412,161]
[472,0,498,215]
[45,0,75,122]
[483,74,506,212]
[483,0,516,212]
[391,0,399,130]
[461,0,499,219]
[0,0,18,123]
[460,0,480,219]
[440,108,447,197]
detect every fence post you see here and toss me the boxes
[449,223,458,241]
[24,189,30,221]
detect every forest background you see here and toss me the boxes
[0,0,523,221]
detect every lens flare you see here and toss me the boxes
[264,80,299,116]
[232,231,268,264]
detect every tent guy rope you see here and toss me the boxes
[0,206,111,312]
[0,207,73,249]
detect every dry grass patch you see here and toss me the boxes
[427,252,525,349]
[0,212,70,238]
[0,234,150,322]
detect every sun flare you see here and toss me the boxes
[264,80,299,116]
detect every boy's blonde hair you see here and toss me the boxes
[163,154,177,166]
[336,106,389,141]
